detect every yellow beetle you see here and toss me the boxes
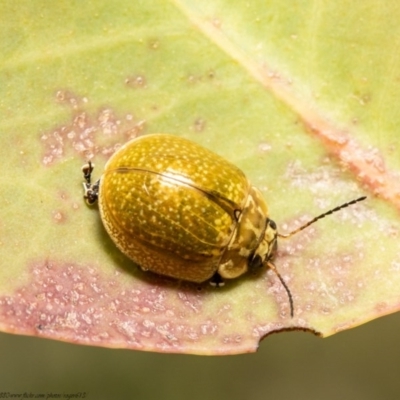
[83,134,365,317]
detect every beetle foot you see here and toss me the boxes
[209,273,225,287]
[82,161,94,184]
[83,180,100,205]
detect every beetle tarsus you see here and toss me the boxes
[83,180,100,205]
[82,161,94,184]
[82,161,100,205]
[209,273,225,287]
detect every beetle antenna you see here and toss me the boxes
[267,261,294,317]
[278,196,366,239]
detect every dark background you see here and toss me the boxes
[1,311,398,400]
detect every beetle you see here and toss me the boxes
[82,133,366,317]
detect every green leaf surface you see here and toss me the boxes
[1,1,399,355]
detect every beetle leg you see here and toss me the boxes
[82,161,94,184]
[209,272,225,287]
[83,179,100,205]
[233,209,242,222]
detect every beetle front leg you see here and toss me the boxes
[82,161,100,205]
[209,272,225,287]
[82,161,94,184]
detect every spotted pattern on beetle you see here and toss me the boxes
[97,134,267,283]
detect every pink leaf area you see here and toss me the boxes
[0,259,299,355]
[1,2,400,355]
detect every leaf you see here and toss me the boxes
[0,1,399,355]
